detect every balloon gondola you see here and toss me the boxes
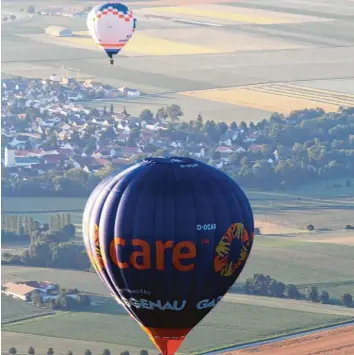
[83,157,254,355]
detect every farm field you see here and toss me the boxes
[3,0,354,122]
[1,295,53,324]
[2,299,352,354]
[2,179,354,228]
[3,229,354,295]
[231,325,354,355]
[1,331,160,355]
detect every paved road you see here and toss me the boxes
[224,293,354,317]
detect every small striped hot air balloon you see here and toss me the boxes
[87,2,136,65]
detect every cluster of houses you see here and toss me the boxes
[1,77,279,180]
[39,7,88,17]
[2,280,59,301]
[2,77,140,102]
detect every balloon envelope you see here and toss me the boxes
[86,2,136,59]
[83,157,254,355]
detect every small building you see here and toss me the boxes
[4,147,16,167]
[2,282,38,301]
[45,26,72,37]
[118,86,141,97]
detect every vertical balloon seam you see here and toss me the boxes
[90,165,140,300]
[99,167,149,317]
[112,163,156,319]
[131,165,157,311]
[203,168,236,297]
[164,163,176,302]
[90,174,124,299]
[84,173,113,275]
[224,175,254,279]
[233,181,255,272]
[210,171,249,294]
[198,169,222,302]
[170,163,183,303]
[101,175,134,315]
[186,165,208,308]
[104,165,142,300]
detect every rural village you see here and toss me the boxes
[1,76,268,180]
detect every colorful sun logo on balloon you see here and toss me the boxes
[214,223,253,277]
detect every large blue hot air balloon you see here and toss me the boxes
[83,156,254,355]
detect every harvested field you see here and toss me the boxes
[227,325,354,355]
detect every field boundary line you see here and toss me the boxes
[2,209,84,214]
[198,320,354,355]
[2,312,56,325]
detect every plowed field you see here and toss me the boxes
[227,325,354,355]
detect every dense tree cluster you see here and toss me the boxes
[30,290,91,311]
[2,107,354,196]
[2,226,89,270]
[2,213,75,242]
[244,274,288,298]
[244,274,353,307]
[1,168,101,197]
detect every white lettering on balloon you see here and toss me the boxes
[120,297,223,311]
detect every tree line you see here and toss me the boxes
[30,288,91,311]
[8,348,150,355]
[2,213,74,241]
[2,213,76,243]
[2,224,89,271]
[244,274,353,307]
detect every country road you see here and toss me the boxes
[224,293,354,317]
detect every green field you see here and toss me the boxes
[2,182,354,232]
[2,197,86,213]
[2,231,354,291]
[1,295,53,324]
[2,187,354,352]
[2,300,351,354]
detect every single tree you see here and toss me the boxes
[307,224,315,231]
[166,104,183,120]
[319,290,329,304]
[341,294,353,307]
[140,350,149,355]
[9,348,17,355]
[286,284,300,299]
[84,350,92,355]
[10,15,16,20]
[120,351,130,355]
[305,286,319,302]
[140,109,154,122]
[102,349,111,355]
[156,107,168,120]
[28,346,35,354]
[47,348,54,355]
[67,351,73,355]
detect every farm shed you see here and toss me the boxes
[45,26,72,37]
